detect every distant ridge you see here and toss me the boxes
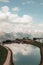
[0,31,43,42]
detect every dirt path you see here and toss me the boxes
[3,46,11,65]
[0,44,12,65]
[0,44,14,65]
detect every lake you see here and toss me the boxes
[5,43,41,65]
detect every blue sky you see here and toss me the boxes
[0,0,43,33]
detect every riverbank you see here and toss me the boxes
[40,47,43,65]
[22,39,43,65]
[0,45,14,65]
[4,43,41,65]
[4,39,43,65]
[0,39,43,65]
[0,45,8,65]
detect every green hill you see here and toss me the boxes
[0,45,8,65]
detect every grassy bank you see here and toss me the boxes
[0,45,8,65]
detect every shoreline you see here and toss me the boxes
[2,39,43,65]
[6,43,42,65]
[39,47,43,65]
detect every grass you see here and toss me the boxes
[0,45,8,65]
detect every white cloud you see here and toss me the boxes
[0,10,32,24]
[0,9,33,33]
[0,22,14,32]
[1,6,9,13]
[38,23,43,27]
[12,7,20,12]
[5,44,39,55]
[21,15,32,23]
[0,6,43,33]
[0,9,43,33]
[0,0,9,2]
[0,11,6,20]
[8,14,33,23]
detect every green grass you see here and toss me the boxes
[0,45,8,65]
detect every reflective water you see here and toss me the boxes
[5,43,41,65]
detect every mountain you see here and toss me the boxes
[0,32,5,42]
[32,32,43,38]
[15,32,33,39]
[0,31,43,42]
[4,33,15,40]
[0,32,15,42]
[0,32,33,42]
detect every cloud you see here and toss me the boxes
[0,11,6,20]
[0,6,43,33]
[8,14,33,23]
[0,22,14,32]
[12,7,20,12]
[0,21,33,33]
[0,7,33,33]
[0,8,43,33]
[0,9,43,33]
[0,0,9,2]
[38,23,43,27]
[5,44,40,55]
[1,6,9,13]
[0,7,32,23]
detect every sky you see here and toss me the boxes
[0,0,43,33]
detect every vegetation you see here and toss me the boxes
[0,45,14,65]
[0,45,8,65]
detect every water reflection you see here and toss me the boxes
[5,44,41,65]
[13,52,40,65]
